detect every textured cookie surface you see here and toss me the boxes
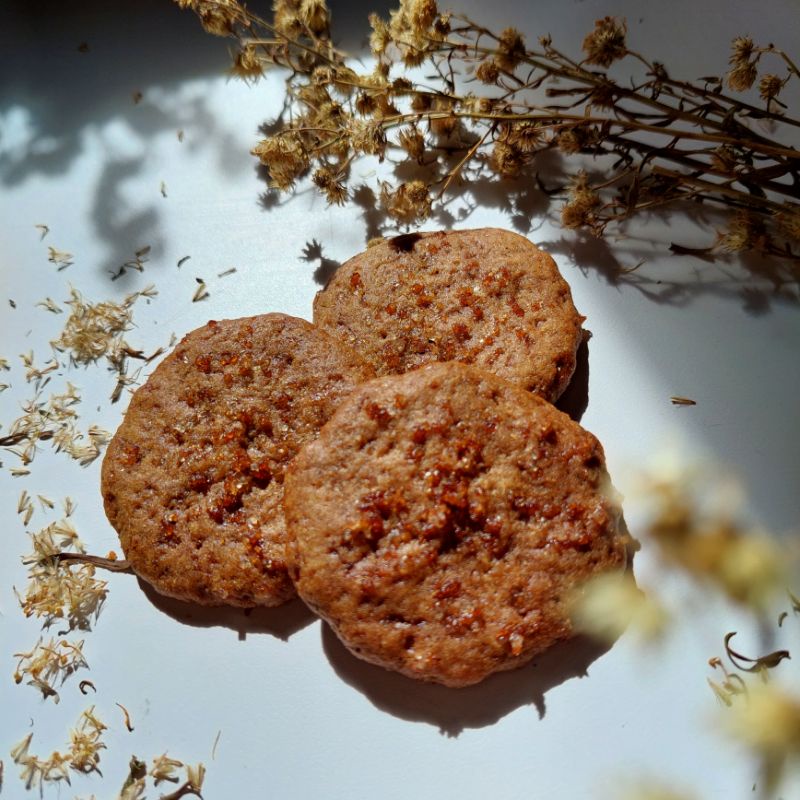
[313,228,583,401]
[285,362,626,686]
[101,314,374,607]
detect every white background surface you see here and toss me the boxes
[1,1,799,798]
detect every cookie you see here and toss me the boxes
[313,228,583,401]
[101,313,375,607]
[284,362,627,687]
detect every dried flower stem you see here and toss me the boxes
[178,0,800,266]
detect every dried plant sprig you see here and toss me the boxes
[177,0,800,268]
[13,637,89,701]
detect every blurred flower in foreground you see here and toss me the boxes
[618,784,697,800]
[571,572,669,644]
[633,455,791,612]
[722,682,800,794]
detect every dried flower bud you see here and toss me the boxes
[507,121,542,154]
[231,44,263,80]
[355,92,377,116]
[299,0,329,36]
[195,0,238,36]
[556,128,584,155]
[349,120,387,158]
[432,13,451,38]
[496,27,526,71]
[273,0,304,38]
[368,13,391,56]
[730,36,755,65]
[476,59,500,85]
[727,61,758,92]
[313,167,348,205]
[581,16,627,68]
[401,44,427,68]
[489,140,523,178]
[251,133,309,189]
[758,73,784,104]
[710,144,738,174]
[380,180,432,223]
[398,125,426,163]
[561,171,601,231]
[407,0,438,34]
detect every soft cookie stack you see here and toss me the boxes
[101,228,628,687]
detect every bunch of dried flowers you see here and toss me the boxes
[177,0,799,268]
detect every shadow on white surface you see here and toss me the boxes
[555,336,590,422]
[138,579,317,641]
[321,624,612,736]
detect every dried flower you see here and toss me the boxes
[380,180,432,223]
[759,73,784,104]
[231,43,263,80]
[496,27,526,72]
[68,706,107,774]
[251,133,309,189]
[561,171,601,231]
[582,17,627,68]
[727,36,759,91]
[475,59,500,85]
[312,167,348,205]
[398,125,426,163]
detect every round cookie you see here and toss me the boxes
[313,228,583,401]
[284,362,627,687]
[101,313,374,607]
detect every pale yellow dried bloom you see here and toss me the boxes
[150,753,184,785]
[571,572,668,644]
[68,706,107,774]
[715,210,768,253]
[13,637,89,701]
[723,682,800,791]
[380,180,432,223]
[581,17,627,68]
[18,517,108,629]
[619,786,697,800]
[52,287,141,365]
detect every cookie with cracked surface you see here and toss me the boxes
[101,313,375,607]
[313,228,583,401]
[285,362,627,687]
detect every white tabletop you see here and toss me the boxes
[1,1,799,798]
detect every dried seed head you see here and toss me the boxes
[231,43,264,80]
[496,27,526,71]
[299,0,329,35]
[582,16,627,68]
[312,167,348,205]
[380,180,432,223]
[368,13,391,56]
[775,204,800,243]
[715,211,769,253]
[489,140,523,178]
[251,133,309,189]
[475,59,500,85]
[561,171,601,231]
[758,73,784,104]
[727,61,758,92]
[398,125,426,163]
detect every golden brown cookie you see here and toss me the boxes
[313,228,583,401]
[284,362,627,687]
[101,313,374,607]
